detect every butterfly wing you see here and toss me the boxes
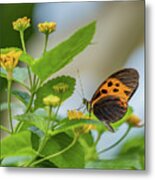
[93,95,127,132]
[90,68,139,131]
[91,68,139,105]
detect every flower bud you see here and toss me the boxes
[38,22,56,34]
[127,114,142,127]
[12,17,30,31]
[43,94,60,107]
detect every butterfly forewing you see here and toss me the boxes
[91,68,139,105]
[90,68,139,131]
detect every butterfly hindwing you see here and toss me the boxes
[93,95,128,132]
[93,95,127,122]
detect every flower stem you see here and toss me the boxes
[30,135,78,167]
[43,33,49,54]
[94,132,102,147]
[14,92,35,133]
[98,125,131,154]
[24,106,52,167]
[25,92,35,113]
[19,30,32,88]
[7,79,14,133]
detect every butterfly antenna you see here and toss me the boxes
[76,89,83,99]
[77,68,85,99]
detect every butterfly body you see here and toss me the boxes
[83,68,139,132]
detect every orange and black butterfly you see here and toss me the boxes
[83,68,139,132]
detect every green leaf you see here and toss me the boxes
[32,21,96,80]
[41,133,85,168]
[15,113,48,133]
[85,157,142,170]
[118,134,145,169]
[80,132,94,147]
[119,134,144,156]
[12,90,30,106]
[0,67,28,89]
[0,77,7,92]
[34,75,76,109]
[50,107,133,135]
[19,52,34,66]
[34,159,57,168]
[1,148,36,167]
[79,132,98,162]
[31,132,40,151]
[50,119,103,136]
[1,131,34,159]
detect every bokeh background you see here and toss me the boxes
[0,1,144,159]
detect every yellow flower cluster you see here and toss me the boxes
[43,94,60,107]
[0,50,22,72]
[38,22,56,34]
[12,17,30,31]
[67,110,95,134]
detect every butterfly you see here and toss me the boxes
[83,68,139,132]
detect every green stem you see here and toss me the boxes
[19,30,32,88]
[0,125,11,134]
[30,135,78,167]
[24,106,52,167]
[25,92,35,113]
[94,132,102,147]
[98,125,131,154]
[15,92,35,133]
[7,79,14,133]
[43,33,49,54]
[32,75,37,87]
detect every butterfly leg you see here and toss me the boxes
[88,107,93,119]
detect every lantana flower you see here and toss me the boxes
[12,17,30,31]
[38,21,56,34]
[43,94,60,107]
[0,50,22,72]
[67,110,95,134]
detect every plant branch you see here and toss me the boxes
[7,79,14,133]
[43,33,49,54]
[94,132,102,146]
[19,30,32,88]
[98,125,131,154]
[30,135,78,167]
[25,91,35,113]
[0,125,11,134]
[24,106,52,167]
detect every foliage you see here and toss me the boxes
[0,17,144,170]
